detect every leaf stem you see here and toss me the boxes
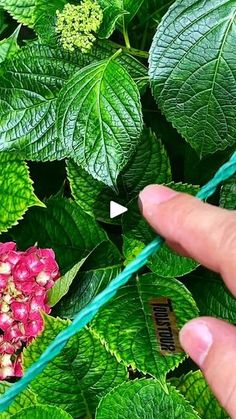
[111,48,123,61]
[108,40,149,59]
[123,17,131,49]
[133,76,149,82]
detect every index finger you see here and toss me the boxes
[139,185,236,295]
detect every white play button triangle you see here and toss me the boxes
[110,201,128,219]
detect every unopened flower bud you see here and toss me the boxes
[1,354,12,367]
[1,301,10,313]
[0,262,11,275]
[0,365,14,380]
[56,1,103,53]
[36,271,50,286]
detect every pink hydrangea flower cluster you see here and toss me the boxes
[0,242,60,380]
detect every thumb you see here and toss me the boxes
[180,317,236,418]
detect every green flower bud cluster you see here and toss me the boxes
[56,1,103,53]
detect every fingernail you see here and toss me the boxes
[180,320,213,367]
[139,185,178,215]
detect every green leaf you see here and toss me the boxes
[0,0,65,29]
[122,0,145,21]
[57,57,143,187]
[0,42,84,161]
[96,379,200,419]
[123,182,199,278]
[10,197,107,273]
[101,42,148,93]
[91,273,198,379]
[55,264,122,319]
[99,0,144,25]
[0,25,20,64]
[149,0,236,155]
[121,127,172,196]
[67,128,169,223]
[0,8,7,35]
[0,382,37,418]
[34,0,66,42]
[98,4,128,38]
[0,152,43,234]
[122,235,145,265]
[220,174,236,209]
[11,405,73,419]
[138,0,174,26]
[0,0,36,26]
[23,314,127,417]
[47,257,89,307]
[148,244,198,278]
[0,41,146,161]
[81,240,123,270]
[66,160,120,224]
[184,145,233,186]
[188,270,236,324]
[172,371,229,419]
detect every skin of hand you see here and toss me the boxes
[139,185,236,418]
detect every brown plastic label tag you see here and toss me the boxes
[149,297,183,355]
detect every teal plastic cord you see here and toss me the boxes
[1,151,236,411]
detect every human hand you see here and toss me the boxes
[139,185,236,418]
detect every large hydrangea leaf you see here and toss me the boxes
[96,379,200,419]
[23,315,127,417]
[57,58,143,187]
[91,273,198,380]
[172,371,228,419]
[0,152,42,234]
[149,0,236,155]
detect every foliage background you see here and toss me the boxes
[0,0,234,417]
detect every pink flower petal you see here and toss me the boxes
[34,285,46,296]
[14,355,23,377]
[25,318,43,337]
[45,279,55,290]
[14,278,37,294]
[44,304,51,314]
[0,341,15,354]
[24,246,38,255]
[5,251,23,266]
[4,322,25,342]
[0,275,9,291]
[28,310,42,321]
[13,261,31,282]
[0,313,13,331]
[39,248,56,260]
[44,258,60,279]
[0,242,16,255]
[24,253,44,275]
[11,301,29,323]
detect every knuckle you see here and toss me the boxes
[171,195,200,237]
[219,214,236,256]
[221,377,236,416]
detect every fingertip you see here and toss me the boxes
[139,185,179,212]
